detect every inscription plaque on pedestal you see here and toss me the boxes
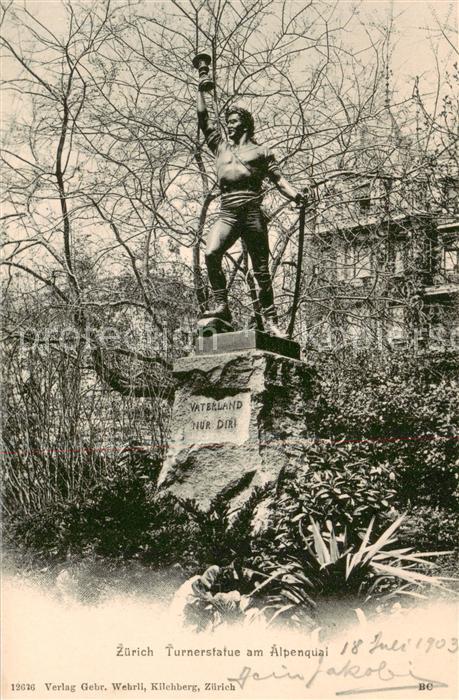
[183,393,250,446]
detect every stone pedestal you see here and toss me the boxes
[158,345,315,511]
[195,328,301,360]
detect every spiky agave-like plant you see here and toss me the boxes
[253,514,456,628]
[285,514,455,602]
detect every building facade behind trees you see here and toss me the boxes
[298,166,458,354]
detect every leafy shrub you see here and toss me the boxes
[170,564,265,632]
[5,460,268,582]
[6,490,194,568]
[312,350,458,510]
[5,445,188,568]
[176,484,270,570]
[272,442,397,547]
[397,507,459,552]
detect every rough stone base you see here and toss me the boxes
[157,350,315,512]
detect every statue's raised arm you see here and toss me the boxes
[197,79,221,154]
[193,55,307,338]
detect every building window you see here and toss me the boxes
[345,315,361,344]
[443,247,459,275]
[357,183,371,214]
[388,306,405,343]
[336,245,351,281]
[441,177,459,212]
[353,246,372,280]
[319,246,334,279]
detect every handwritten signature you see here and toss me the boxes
[228,658,448,695]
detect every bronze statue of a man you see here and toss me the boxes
[197,80,307,338]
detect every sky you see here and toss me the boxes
[3,1,457,102]
[9,0,458,74]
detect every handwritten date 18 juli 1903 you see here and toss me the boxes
[340,632,458,656]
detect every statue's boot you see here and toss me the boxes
[262,305,286,339]
[201,289,232,324]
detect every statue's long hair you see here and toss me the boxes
[225,106,255,140]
